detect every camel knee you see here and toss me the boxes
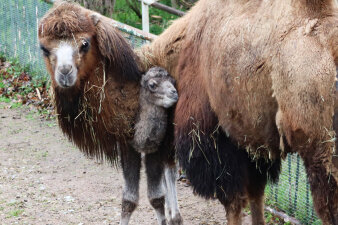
[120,199,138,225]
[150,196,167,225]
[150,196,166,210]
[122,199,138,214]
[168,214,183,225]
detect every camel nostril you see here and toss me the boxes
[171,91,178,101]
[58,64,73,76]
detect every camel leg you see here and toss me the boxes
[145,151,167,225]
[163,173,172,219]
[120,148,141,225]
[225,200,246,225]
[299,147,338,225]
[249,195,265,225]
[164,165,183,225]
[246,158,281,225]
[247,170,267,225]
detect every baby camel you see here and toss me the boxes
[133,67,178,154]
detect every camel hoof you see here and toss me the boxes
[169,214,183,225]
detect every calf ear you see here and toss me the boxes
[90,14,141,82]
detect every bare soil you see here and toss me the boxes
[0,103,251,225]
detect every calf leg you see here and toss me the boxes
[164,165,183,225]
[120,148,142,225]
[145,151,167,225]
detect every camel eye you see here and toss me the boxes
[148,80,158,91]
[80,40,90,53]
[40,45,50,57]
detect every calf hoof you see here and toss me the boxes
[169,214,183,225]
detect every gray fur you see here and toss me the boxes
[120,67,182,225]
[132,67,178,154]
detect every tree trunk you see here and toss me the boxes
[171,0,178,8]
[126,0,142,18]
[73,0,116,16]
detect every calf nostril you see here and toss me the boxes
[58,64,73,75]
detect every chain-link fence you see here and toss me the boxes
[0,0,320,224]
[0,0,51,79]
[266,154,320,224]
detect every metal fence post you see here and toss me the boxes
[141,0,149,33]
[142,0,158,33]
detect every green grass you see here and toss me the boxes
[0,96,10,103]
[10,102,22,108]
[41,151,48,158]
[9,209,24,217]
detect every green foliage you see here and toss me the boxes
[0,96,10,103]
[112,0,180,35]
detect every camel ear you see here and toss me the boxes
[90,13,101,26]
[53,0,67,7]
[140,76,147,88]
[91,14,141,82]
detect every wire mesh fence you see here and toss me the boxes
[0,0,51,79]
[0,0,320,224]
[266,154,320,224]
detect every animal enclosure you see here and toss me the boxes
[0,0,322,224]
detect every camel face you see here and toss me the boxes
[141,67,178,108]
[38,2,101,90]
[39,33,99,89]
[146,79,178,108]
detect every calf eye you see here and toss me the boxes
[40,45,50,57]
[80,40,90,52]
[148,80,158,91]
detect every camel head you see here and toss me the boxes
[141,67,178,108]
[38,1,140,90]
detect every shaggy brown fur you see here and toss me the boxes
[135,0,338,224]
[38,3,183,224]
[39,0,338,224]
[38,1,141,163]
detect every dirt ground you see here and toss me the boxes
[0,103,251,225]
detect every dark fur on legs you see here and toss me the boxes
[121,200,137,223]
[175,100,281,224]
[120,147,141,225]
[247,158,281,225]
[150,197,167,225]
[145,150,167,225]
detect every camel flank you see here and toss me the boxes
[38,2,141,164]
[136,0,338,224]
[138,0,338,160]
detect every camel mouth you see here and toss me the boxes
[55,70,77,88]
